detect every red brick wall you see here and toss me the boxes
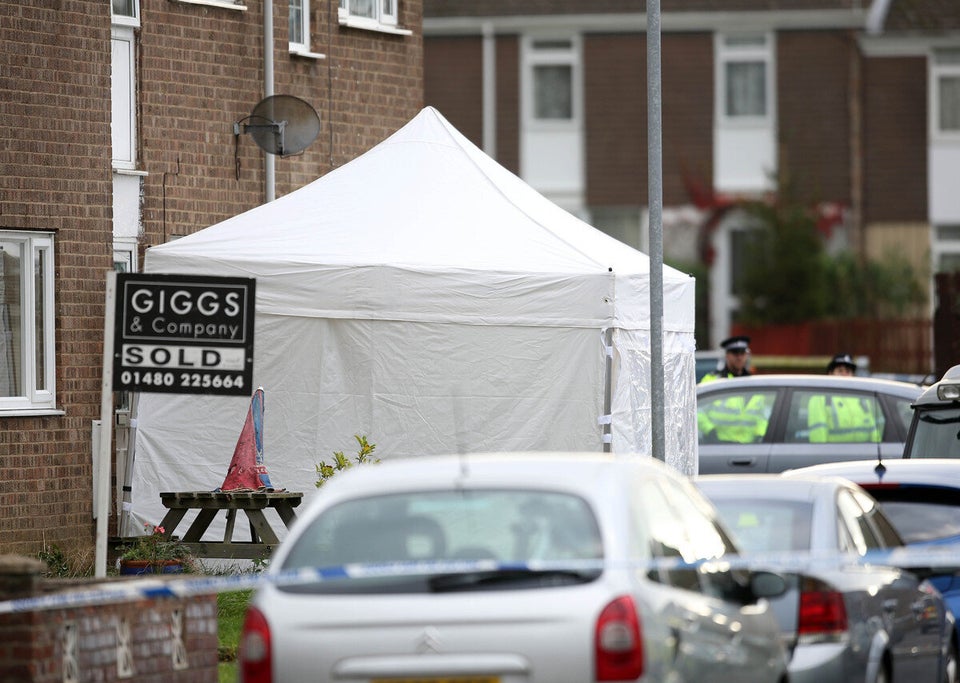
[584,33,646,206]
[140,0,424,244]
[584,32,712,207]
[862,56,928,223]
[778,31,853,204]
[661,32,714,206]
[0,1,111,555]
[0,0,422,559]
[495,35,520,176]
[0,558,218,683]
[424,36,484,143]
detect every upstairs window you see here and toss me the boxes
[111,0,139,26]
[932,49,960,138]
[339,0,406,33]
[717,34,772,123]
[112,0,139,169]
[289,0,309,53]
[524,37,579,125]
[0,232,56,414]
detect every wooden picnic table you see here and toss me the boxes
[158,490,303,560]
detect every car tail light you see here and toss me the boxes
[797,576,848,642]
[595,595,644,681]
[239,606,272,683]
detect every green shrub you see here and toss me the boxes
[315,435,378,488]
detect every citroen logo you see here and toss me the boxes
[415,627,442,654]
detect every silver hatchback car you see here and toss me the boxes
[698,375,922,474]
[239,453,790,683]
[698,473,953,683]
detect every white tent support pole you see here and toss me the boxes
[95,271,117,578]
[602,326,613,453]
[264,0,276,202]
[647,0,666,462]
[118,391,140,538]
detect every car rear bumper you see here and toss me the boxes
[788,642,860,683]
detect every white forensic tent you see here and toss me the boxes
[127,106,698,537]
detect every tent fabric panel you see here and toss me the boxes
[610,328,698,476]
[145,256,621,327]
[130,316,606,539]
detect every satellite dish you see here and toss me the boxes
[234,95,320,157]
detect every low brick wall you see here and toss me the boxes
[0,556,218,683]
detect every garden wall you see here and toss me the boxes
[0,556,218,683]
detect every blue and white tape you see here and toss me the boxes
[2,548,959,615]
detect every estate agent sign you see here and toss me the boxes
[112,273,256,395]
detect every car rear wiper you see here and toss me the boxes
[427,567,601,592]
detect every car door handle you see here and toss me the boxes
[728,458,756,466]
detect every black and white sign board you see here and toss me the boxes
[112,273,256,395]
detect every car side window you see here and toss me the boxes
[836,488,883,554]
[638,477,738,594]
[785,390,884,444]
[698,389,777,444]
[890,395,914,435]
[851,488,903,547]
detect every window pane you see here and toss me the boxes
[534,64,572,120]
[289,0,304,44]
[939,75,960,131]
[112,0,136,17]
[937,224,960,241]
[797,390,881,444]
[0,241,23,397]
[939,253,960,273]
[725,61,766,117]
[381,0,396,19]
[34,247,45,391]
[349,0,375,18]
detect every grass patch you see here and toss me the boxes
[218,588,251,682]
[218,588,251,661]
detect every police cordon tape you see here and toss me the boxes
[3,547,960,615]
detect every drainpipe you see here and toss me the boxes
[264,0,275,202]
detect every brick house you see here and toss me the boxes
[423,0,960,354]
[0,0,422,559]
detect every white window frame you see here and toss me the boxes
[111,26,137,170]
[289,0,309,54]
[338,0,410,35]
[521,34,582,131]
[110,0,139,28]
[931,48,960,141]
[0,232,57,415]
[715,32,774,128]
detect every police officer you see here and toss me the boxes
[826,352,856,376]
[700,335,753,383]
[698,336,767,443]
[807,353,880,442]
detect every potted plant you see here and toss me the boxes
[117,523,195,575]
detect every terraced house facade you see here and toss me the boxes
[423,0,960,353]
[1,0,422,559]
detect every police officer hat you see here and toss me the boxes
[827,353,857,373]
[720,335,751,352]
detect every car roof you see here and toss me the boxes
[306,451,686,506]
[786,458,960,487]
[697,472,859,500]
[696,374,923,398]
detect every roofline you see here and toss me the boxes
[858,32,960,57]
[424,9,867,36]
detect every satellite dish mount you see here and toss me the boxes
[234,95,321,177]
